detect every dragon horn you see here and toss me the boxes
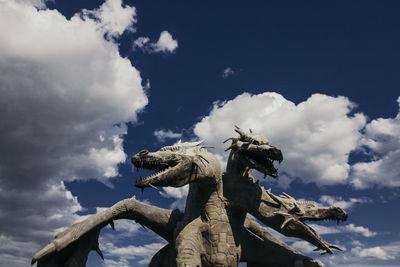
[267,190,290,210]
[234,125,246,136]
[282,192,294,200]
[223,137,234,143]
[225,144,235,152]
[193,140,205,146]
[198,155,209,164]
[282,217,295,229]
[274,211,294,229]
[293,202,305,215]
[201,146,215,149]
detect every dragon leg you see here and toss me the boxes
[174,217,207,267]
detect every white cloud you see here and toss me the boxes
[291,240,320,253]
[352,246,395,260]
[133,30,178,54]
[15,0,49,9]
[133,36,150,49]
[222,67,235,78]
[323,242,400,266]
[308,223,376,238]
[81,0,136,39]
[153,31,178,53]
[319,195,370,210]
[160,185,189,211]
[0,182,84,266]
[351,97,400,189]
[102,240,166,266]
[0,0,146,266]
[194,92,366,186]
[95,208,141,237]
[344,224,376,238]
[103,257,131,267]
[153,129,182,143]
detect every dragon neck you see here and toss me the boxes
[226,150,254,179]
[182,172,224,221]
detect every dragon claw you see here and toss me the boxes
[314,242,342,255]
[94,243,104,260]
[320,250,331,255]
[329,243,343,251]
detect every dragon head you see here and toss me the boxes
[265,190,348,254]
[131,140,220,191]
[224,125,283,178]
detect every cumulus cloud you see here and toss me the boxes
[222,67,235,78]
[81,0,136,39]
[95,217,162,266]
[291,240,321,253]
[351,246,396,260]
[103,240,166,265]
[160,185,189,211]
[133,36,150,49]
[343,224,377,238]
[153,31,178,53]
[322,241,400,266]
[133,30,178,54]
[0,182,84,266]
[194,92,366,186]
[153,129,182,143]
[95,207,141,239]
[0,0,147,265]
[319,195,370,210]
[308,223,376,238]
[15,0,49,9]
[351,97,400,189]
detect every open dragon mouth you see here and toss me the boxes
[301,216,347,224]
[300,207,348,225]
[242,153,280,178]
[131,155,180,190]
[239,143,283,178]
[267,191,348,254]
[276,215,347,255]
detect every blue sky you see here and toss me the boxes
[0,0,399,266]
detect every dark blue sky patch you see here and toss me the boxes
[2,0,400,266]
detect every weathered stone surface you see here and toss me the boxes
[32,130,346,267]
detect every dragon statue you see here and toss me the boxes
[32,129,348,267]
[222,126,347,266]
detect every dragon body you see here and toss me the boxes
[223,126,348,265]
[32,131,348,267]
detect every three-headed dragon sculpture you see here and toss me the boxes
[32,127,348,267]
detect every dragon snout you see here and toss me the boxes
[131,150,149,164]
[272,147,283,162]
[138,149,149,156]
[327,207,348,223]
[335,207,348,220]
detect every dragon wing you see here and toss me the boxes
[32,196,183,266]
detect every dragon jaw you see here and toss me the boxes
[225,126,283,178]
[267,190,348,254]
[131,141,218,191]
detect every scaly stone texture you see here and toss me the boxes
[33,133,347,267]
